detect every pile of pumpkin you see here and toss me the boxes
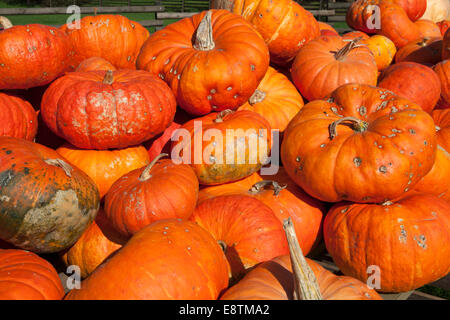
[0,0,449,300]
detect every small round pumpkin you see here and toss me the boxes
[56,144,150,198]
[415,19,444,38]
[0,16,74,90]
[324,193,450,293]
[75,57,117,72]
[0,249,65,300]
[291,35,377,101]
[237,67,304,132]
[362,34,397,71]
[191,195,289,278]
[171,109,272,185]
[41,69,176,150]
[395,37,443,65]
[64,219,229,300]
[220,218,382,300]
[0,92,38,141]
[61,209,127,279]
[281,83,437,203]
[104,154,199,237]
[378,61,441,113]
[137,10,269,116]
[60,14,149,70]
[0,136,100,253]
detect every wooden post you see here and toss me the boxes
[182,0,185,12]
[210,0,234,10]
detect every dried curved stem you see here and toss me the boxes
[248,89,267,105]
[249,180,287,196]
[193,10,215,51]
[214,109,234,123]
[138,153,168,181]
[334,37,365,61]
[329,116,368,140]
[283,217,323,300]
[217,240,227,252]
[44,159,73,177]
[103,70,114,85]
[0,16,13,30]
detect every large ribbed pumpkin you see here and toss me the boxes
[378,62,441,113]
[198,172,324,256]
[0,137,100,253]
[237,67,304,132]
[191,195,289,278]
[0,93,38,141]
[281,83,437,203]
[0,249,65,300]
[104,155,199,237]
[75,57,117,72]
[0,16,74,90]
[324,193,450,292]
[220,219,382,300]
[60,14,149,70]
[56,144,150,198]
[291,35,378,101]
[61,209,127,279]
[64,219,229,300]
[220,0,320,66]
[41,69,176,150]
[136,10,269,116]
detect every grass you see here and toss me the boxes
[417,285,450,300]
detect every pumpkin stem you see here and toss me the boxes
[0,16,13,30]
[249,180,287,196]
[103,70,114,85]
[44,159,73,177]
[334,37,365,61]
[329,116,368,140]
[214,109,234,123]
[138,153,168,181]
[283,217,323,300]
[249,89,267,106]
[193,10,215,51]
[218,240,227,252]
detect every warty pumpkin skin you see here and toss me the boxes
[61,209,127,279]
[0,17,75,90]
[198,172,325,256]
[172,109,272,185]
[378,61,441,113]
[136,10,269,116]
[324,193,450,293]
[281,83,437,203]
[191,195,289,279]
[0,136,100,253]
[237,66,304,133]
[60,14,149,70]
[0,93,38,141]
[362,35,397,71]
[290,35,378,102]
[104,155,199,237]
[433,60,449,109]
[75,57,117,72]
[395,37,443,65]
[0,249,65,300]
[64,219,230,300]
[41,69,176,150]
[220,219,382,300]
[226,0,320,66]
[56,144,150,198]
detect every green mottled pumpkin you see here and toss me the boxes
[0,136,100,253]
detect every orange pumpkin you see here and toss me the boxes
[220,218,382,300]
[341,31,370,41]
[56,144,150,198]
[75,57,117,72]
[433,60,450,109]
[318,21,339,36]
[136,10,269,116]
[191,195,289,278]
[0,249,65,300]
[61,209,127,279]
[237,67,304,132]
[324,193,450,292]
[395,37,443,65]
[291,36,377,102]
[198,171,325,256]
[415,19,444,38]
[0,92,38,141]
[281,83,437,203]
[64,219,230,300]
[437,20,450,35]
[346,0,382,34]
[171,109,272,185]
[104,154,199,237]
[362,35,397,71]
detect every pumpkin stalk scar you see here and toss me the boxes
[328,116,368,140]
[249,89,267,105]
[193,11,215,51]
[138,153,168,181]
[44,159,73,177]
[249,180,287,196]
